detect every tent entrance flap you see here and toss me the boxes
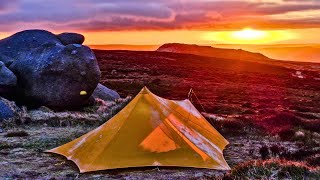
[46,86,231,173]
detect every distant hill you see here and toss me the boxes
[212,44,320,63]
[157,43,270,62]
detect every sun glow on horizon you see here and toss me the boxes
[203,28,298,44]
[232,28,267,41]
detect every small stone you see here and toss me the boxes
[295,131,305,138]
[92,83,120,101]
[57,33,85,45]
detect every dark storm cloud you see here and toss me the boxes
[1,0,320,32]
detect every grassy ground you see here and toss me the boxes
[1,50,319,179]
[0,125,301,179]
[1,108,318,179]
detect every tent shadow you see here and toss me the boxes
[47,153,228,176]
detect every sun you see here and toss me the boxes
[231,28,267,41]
[202,28,297,44]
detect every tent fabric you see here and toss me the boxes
[46,87,230,173]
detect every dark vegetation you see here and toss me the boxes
[223,159,319,179]
[5,130,29,137]
[95,50,320,116]
[95,50,319,136]
[208,117,257,136]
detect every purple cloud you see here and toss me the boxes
[1,0,320,32]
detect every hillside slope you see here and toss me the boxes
[95,50,320,118]
[157,43,270,62]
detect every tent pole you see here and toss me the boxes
[189,88,207,114]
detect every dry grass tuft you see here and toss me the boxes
[224,159,320,179]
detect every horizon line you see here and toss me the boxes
[87,43,320,46]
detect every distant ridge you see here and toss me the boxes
[89,44,159,51]
[157,43,270,62]
[259,46,320,63]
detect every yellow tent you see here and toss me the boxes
[47,87,230,172]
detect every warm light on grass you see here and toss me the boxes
[203,28,297,44]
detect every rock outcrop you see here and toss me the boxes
[0,98,15,120]
[0,30,103,109]
[0,55,15,67]
[0,30,61,66]
[57,33,85,45]
[10,42,101,109]
[0,61,17,94]
[92,84,120,101]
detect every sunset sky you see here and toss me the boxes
[1,0,320,45]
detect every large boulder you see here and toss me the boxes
[57,33,85,45]
[0,61,17,94]
[0,30,101,109]
[0,98,15,120]
[0,30,61,66]
[92,83,120,101]
[10,42,101,109]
